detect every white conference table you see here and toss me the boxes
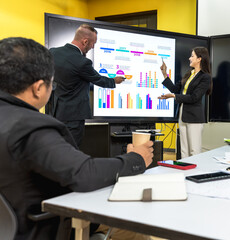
[42,145,230,240]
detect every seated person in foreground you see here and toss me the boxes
[0,37,153,240]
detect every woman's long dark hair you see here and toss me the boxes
[181,47,212,95]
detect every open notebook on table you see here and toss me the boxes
[108,173,187,201]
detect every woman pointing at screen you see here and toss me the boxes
[159,47,212,158]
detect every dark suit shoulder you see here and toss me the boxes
[197,71,211,80]
[50,44,89,69]
[50,44,81,56]
[65,43,81,52]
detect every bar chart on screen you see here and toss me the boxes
[93,28,175,118]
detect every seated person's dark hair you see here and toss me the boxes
[0,37,54,94]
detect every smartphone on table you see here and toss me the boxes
[157,160,197,170]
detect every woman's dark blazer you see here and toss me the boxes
[162,71,211,123]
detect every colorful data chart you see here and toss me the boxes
[99,68,133,80]
[168,69,172,79]
[116,70,125,76]
[144,50,157,56]
[157,98,169,110]
[130,51,143,56]
[137,71,158,88]
[100,47,115,53]
[127,93,133,109]
[146,94,153,109]
[136,94,143,109]
[158,54,171,59]
[116,47,129,53]
[99,68,116,78]
[98,88,114,109]
[118,93,122,109]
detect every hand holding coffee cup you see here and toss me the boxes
[132,132,151,147]
[126,132,153,167]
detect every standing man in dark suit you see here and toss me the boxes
[47,24,125,146]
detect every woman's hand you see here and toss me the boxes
[160,61,168,79]
[158,93,175,99]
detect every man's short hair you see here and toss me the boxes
[0,37,54,94]
[79,24,97,34]
[75,24,97,41]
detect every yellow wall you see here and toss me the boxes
[88,0,196,34]
[0,0,88,113]
[0,0,88,45]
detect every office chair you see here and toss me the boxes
[0,193,109,240]
[90,229,113,240]
[0,193,59,240]
[0,193,17,240]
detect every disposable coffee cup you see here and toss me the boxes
[132,132,151,147]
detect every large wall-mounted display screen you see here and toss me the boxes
[45,13,209,123]
[93,28,175,118]
[209,35,230,122]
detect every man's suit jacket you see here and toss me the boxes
[49,44,115,121]
[0,90,145,240]
[162,71,211,123]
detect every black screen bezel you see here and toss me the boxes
[209,34,230,122]
[45,13,209,124]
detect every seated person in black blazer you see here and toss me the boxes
[159,47,212,158]
[0,37,153,240]
[47,24,126,146]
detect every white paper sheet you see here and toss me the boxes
[187,177,230,200]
